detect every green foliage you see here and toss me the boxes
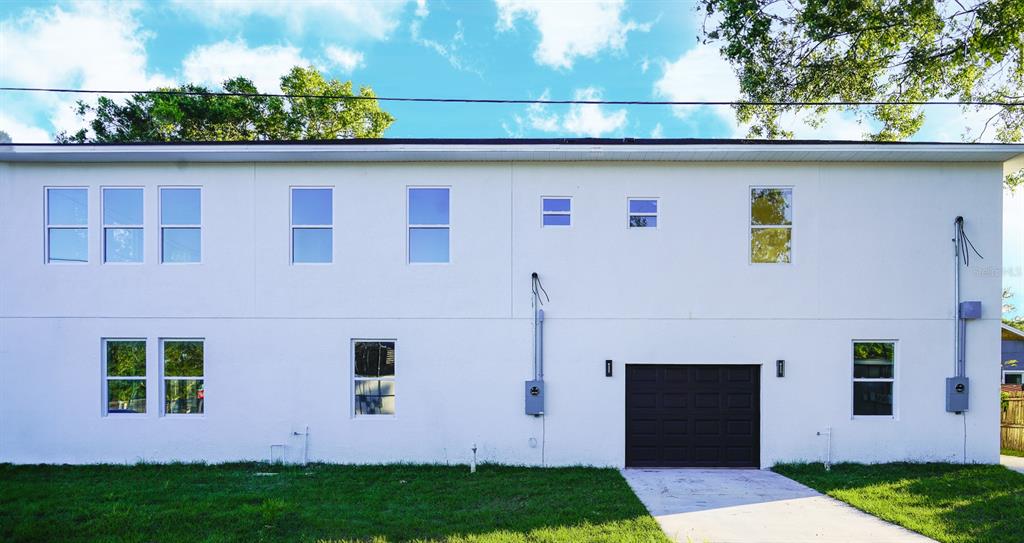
[774,462,1024,543]
[0,463,667,542]
[853,342,895,361]
[57,66,394,143]
[699,0,1024,146]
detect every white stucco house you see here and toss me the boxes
[0,139,1018,468]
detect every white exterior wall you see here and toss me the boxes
[0,159,1004,466]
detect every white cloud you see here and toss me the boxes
[0,1,172,140]
[650,123,664,138]
[415,0,429,18]
[0,112,51,143]
[171,0,411,40]
[516,88,627,137]
[324,45,365,72]
[495,0,648,69]
[182,40,314,92]
[411,19,478,74]
[654,43,739,129]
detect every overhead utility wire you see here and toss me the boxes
[1,86,1022,107]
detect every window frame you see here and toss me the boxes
[159,186,203,265]
[351,339,398,419]
[749,185,794,265]
[851,339,898,419]
[101,186,145,264]
[541,196,572,228]
[289,186,334,265]
[102,337,148,418]
[407,186,451,264]
[160,338,206,417]
[44,186,90,265]
[626,197,659,229]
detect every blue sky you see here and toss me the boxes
[1,0,1021,314]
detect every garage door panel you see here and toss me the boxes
[626,364,759,468]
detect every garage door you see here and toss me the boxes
[626,364,759,468]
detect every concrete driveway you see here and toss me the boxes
[1002,454,1024,474]
[622,468,935,543]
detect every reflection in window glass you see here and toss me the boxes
[628,198,658,228]
[853,341,895,416]
[47,188,88,263]
[161,188,201,263]
[542,197,571,226]
[105,340,146,414]
[354,341,396,415]
[291,188,332,264]
[750,187,792,263]
[409,188,449,263]
[164,340,204,414]
[103,188,144,263]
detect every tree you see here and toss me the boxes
[698,0,1023,187]
[57,66,394,143]
[0,130,11,143]
[1006,288,1024,330]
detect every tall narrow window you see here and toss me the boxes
[853,341,895,416]
[46,188,88,263]
[160,188,201,263]
[628,198,658,228]
[105,339,146,414]
[353,340,396,416]
[103,187,144,263]
[163,339,204,415]
[542,197,571,226]
[291,188,333,264]
[408,187,449,263]
[750,187,792,263]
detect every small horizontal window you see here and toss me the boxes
[542,197,571,227]
[628,198,658,228]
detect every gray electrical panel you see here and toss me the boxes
[959,301,982,320]
[946,377,969,412]
[525,380,544,415]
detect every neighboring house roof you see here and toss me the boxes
[1004,323,1024,341]
[1,139,1024,164]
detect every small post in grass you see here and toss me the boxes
[471,444,477,474]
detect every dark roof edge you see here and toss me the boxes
[3,137,1023,147]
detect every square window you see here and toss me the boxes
[628,198,658,228]
[750,187,792,263]
[354,340,396,416]
[163,340,204,415]
[290,188,332,264]
[542,197,571,227]
[46,188,88,263]
[103,188,144,263]
[853,341,896,416]
[409,188,450,263]
[105,339,146,414]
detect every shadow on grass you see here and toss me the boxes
[773,462,1024,543]
[0,463,669,543]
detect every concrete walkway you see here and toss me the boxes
[622,468,935,543]
[1002,454,1024,474]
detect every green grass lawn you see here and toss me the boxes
[774,463,1024,543]
[1002,448,1024,458]
[0,463,668,543]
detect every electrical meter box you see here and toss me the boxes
[525,380,544,415]
[959,301,982,320]
[946,377,969,412]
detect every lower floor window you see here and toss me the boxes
[354,340,396,416]
[1006,371,1023,385]
[853,341,895,416]
[105,339,147,414]
[163,339,205,414]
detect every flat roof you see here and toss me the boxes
[2,138,1023,163]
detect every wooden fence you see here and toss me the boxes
[1002,390,1024,451]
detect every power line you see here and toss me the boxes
[1,86,1022,107]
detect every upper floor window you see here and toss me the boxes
[291,187,333,264]
[46,187,88,263]
[408,187,450,263]
[628,198,658,228]
[853,341,895,416]
[104,339,147,415]
[750,187,792,263]
[103,187,144,263]
[353,340,396,416]
[160,188,201,263]
[163,339,205,415]
[542,197,571,226]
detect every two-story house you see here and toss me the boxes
[0,139,1015,467]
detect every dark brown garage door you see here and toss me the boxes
[626,364,760,468]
